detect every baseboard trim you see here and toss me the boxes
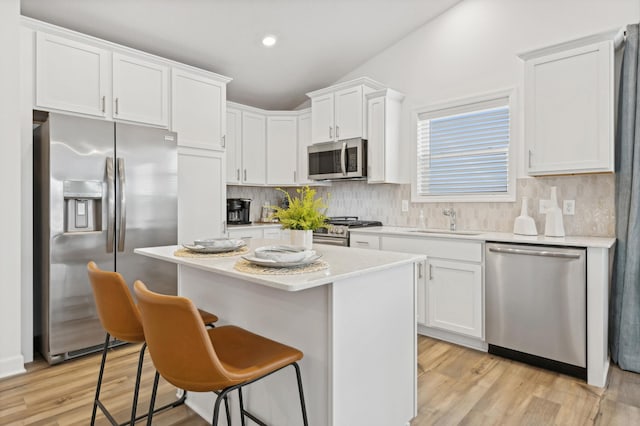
[418,325,488,352]
[0,354,26,379]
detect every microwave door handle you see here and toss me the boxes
[341,141,347,176]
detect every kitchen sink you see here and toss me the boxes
[410,229,482,236]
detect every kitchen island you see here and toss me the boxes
[135,241,425,426]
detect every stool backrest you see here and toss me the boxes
[133,280,240,392]
[87,261,145,343]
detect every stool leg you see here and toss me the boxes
[293,362,309,426]
[146,371,160,426]
[238,388,246,426]
[212,388,233,426]
[91,333,111,426]
[129,342,147,425]
[224,394,231,425]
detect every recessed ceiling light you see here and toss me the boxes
[262,35,277,47]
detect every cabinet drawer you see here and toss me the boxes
[382,236,482,262]
[349,233,380,249]
[228,228,263,240]
[263,227,283,240]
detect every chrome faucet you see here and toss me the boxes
[443,208,456,231]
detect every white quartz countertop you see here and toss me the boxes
[135,239,425,292]
[349,226,616,249]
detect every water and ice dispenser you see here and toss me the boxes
[63,180,103,233]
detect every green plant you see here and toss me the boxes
[271,186,329,230]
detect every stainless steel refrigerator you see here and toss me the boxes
[34,112,178,364]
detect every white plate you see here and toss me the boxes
[242,253,322,268]
[254,245,312,263]
[193,238,245,249]
[183,240,246,253]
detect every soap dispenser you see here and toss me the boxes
[544,186,565,237]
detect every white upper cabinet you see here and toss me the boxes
[366,89,404,184]
[307,77,386,144]
[35,32,109,118]
[267,115,298,185]
[226,107,242,184]
[241,110,267,185]
[172,68,229,150]
[522,37,615,175]
[296,110,314,184]
[112,53,169,127]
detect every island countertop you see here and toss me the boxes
[135,240,425,292]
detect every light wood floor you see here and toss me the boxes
[1,336,639,425]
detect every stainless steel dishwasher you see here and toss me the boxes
[485,242,587,380]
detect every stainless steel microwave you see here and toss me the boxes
[308,138,367,180]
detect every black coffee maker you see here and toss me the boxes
[227,198,251,224]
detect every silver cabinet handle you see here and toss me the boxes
[221,135,226,148]
[354,240,370,246]
[429,264,433,280]
[106,157,115,253]
[117,157,126,252]
[101,96,106,113]
[488,246,581,259]
[340,141,347,176]
[222,221,227,234]
[418,262,423,279]
[329,126,333,139]
[115,97,119,115]
[236,169,240,181]
[336,125,340,139]
[528,149,532,168]
[244,169,247,181]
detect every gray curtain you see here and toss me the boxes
[611,23,640,372]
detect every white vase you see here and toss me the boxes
[544,186,565,237]
[290,229,313,250]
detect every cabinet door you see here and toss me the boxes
[267,116,297,185]
[241,111,266,185]
[35,32,109,118]
[172,68,226,150]
[226,108,242,184]
[178,149,225,243]
[227,228,263,241]
[112,53,169,127]
[334,85,363,140]
[349,233,380,249]
[367,96,385,182]
[311,93,334,143]
[297,112,313,184]
[427,259,483,338]
[526,41,613,175]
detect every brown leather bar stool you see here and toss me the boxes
[133,280,309,426]
[87,261,219,425]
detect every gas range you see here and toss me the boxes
[313,216,383,247]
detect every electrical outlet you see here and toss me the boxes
[401,200,409,212]
[563,200,575,215]
[539,199,550,214]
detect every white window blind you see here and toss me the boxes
[417,97,510,197]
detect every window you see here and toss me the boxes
[413,91,515,202]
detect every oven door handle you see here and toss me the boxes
[313,235,349,247]
[340,141,347,176]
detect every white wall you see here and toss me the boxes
[339,0,638,179]
[0,0,26,378]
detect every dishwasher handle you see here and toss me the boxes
[488,246,581,259]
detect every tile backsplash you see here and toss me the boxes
[228,174,615,237]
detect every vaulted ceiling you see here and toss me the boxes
[21,0,463,110]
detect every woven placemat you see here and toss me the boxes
[173,246,249,258]
[234,258,329,275]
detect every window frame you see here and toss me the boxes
[411,88,517,203]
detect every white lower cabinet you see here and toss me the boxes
[349,233,380,249]
[426,258,483,338]
[227,228,263,241]
[370,233,484,341]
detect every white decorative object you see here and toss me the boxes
[544,187,565,237]
[513,197,538,236]
[290,229,313,250]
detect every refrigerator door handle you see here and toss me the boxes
[106,157,115,253]
[117,157,127,252]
